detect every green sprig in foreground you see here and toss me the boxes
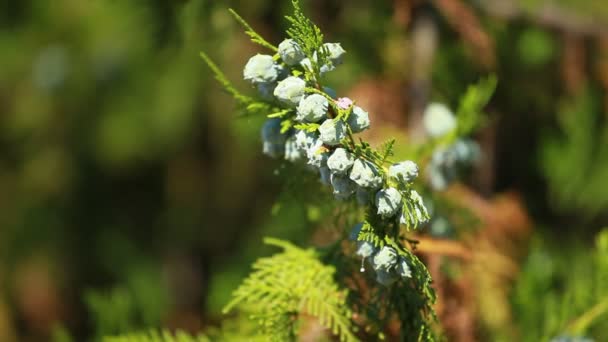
[223,238,358,342]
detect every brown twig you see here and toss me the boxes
[477,0,608,37]
[412,235,473,260]
[433,0,496,68]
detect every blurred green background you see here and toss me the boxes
[0,0,607,341]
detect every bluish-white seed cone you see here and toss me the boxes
[294,130,317,151]
[444,148,460,168]
[349,222,364,241]
[256,82,275,101]
[428,164,449,191]
[306,139,328,168]
[323,86,337,99]
[319,166,331,185]
[327,148,354,175]
[310,42,346,74]
[453,139,481,164]
[296,94,328,122]
[320,42,346,65]
[320,63,335,74]
[300,57,313,72]
[452,139,470,161]
[278,39,305,66]
[375,269,398,286]
[262,142,285,158]
[389,160,419,183]
[243,54,281,84]
[400,207,428,227]
[318,119,347,146]
[284,135,304,162]
[300,42,346,74]
[347,106,371,133]
[396,257,412,279]
[424,197,435,218]
[372,246,398,271]
[426,139,481,191]
[356,241,375,258]
[356,188,371,206]
[261,118,286,143]
[274,64,289,82]
[261,118,286,157]
[375,187,403,218]
[274,76,306,107]
[349,159,383,189]
[330,173,357,200]
[410,189,426,209]
[423,102,456,138]
[409,190,429,224]
[399,209,408,226]
[431,147,450,166]
[429,216,452,238]
[416,207,428,224]
[428,148,456,190]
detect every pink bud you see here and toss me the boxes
[336,97,353,109]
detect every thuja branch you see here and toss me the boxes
[201,1,441,340]
[228,9,278,52]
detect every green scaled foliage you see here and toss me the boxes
[84,264,169,339]
[455,75,497,136]
[103,330,210,342]
[285,0,324,57]
[511,229,608,341]
[378,138,397,165]
[284,0,328,78]
[223,238,358,342]
[200,51,276,118]
[541,88,608,218]
[199,52,253,106]
[85,288,137,338]
[418,75,497,160]
[229,9,278,52]
[106,313,272,342]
